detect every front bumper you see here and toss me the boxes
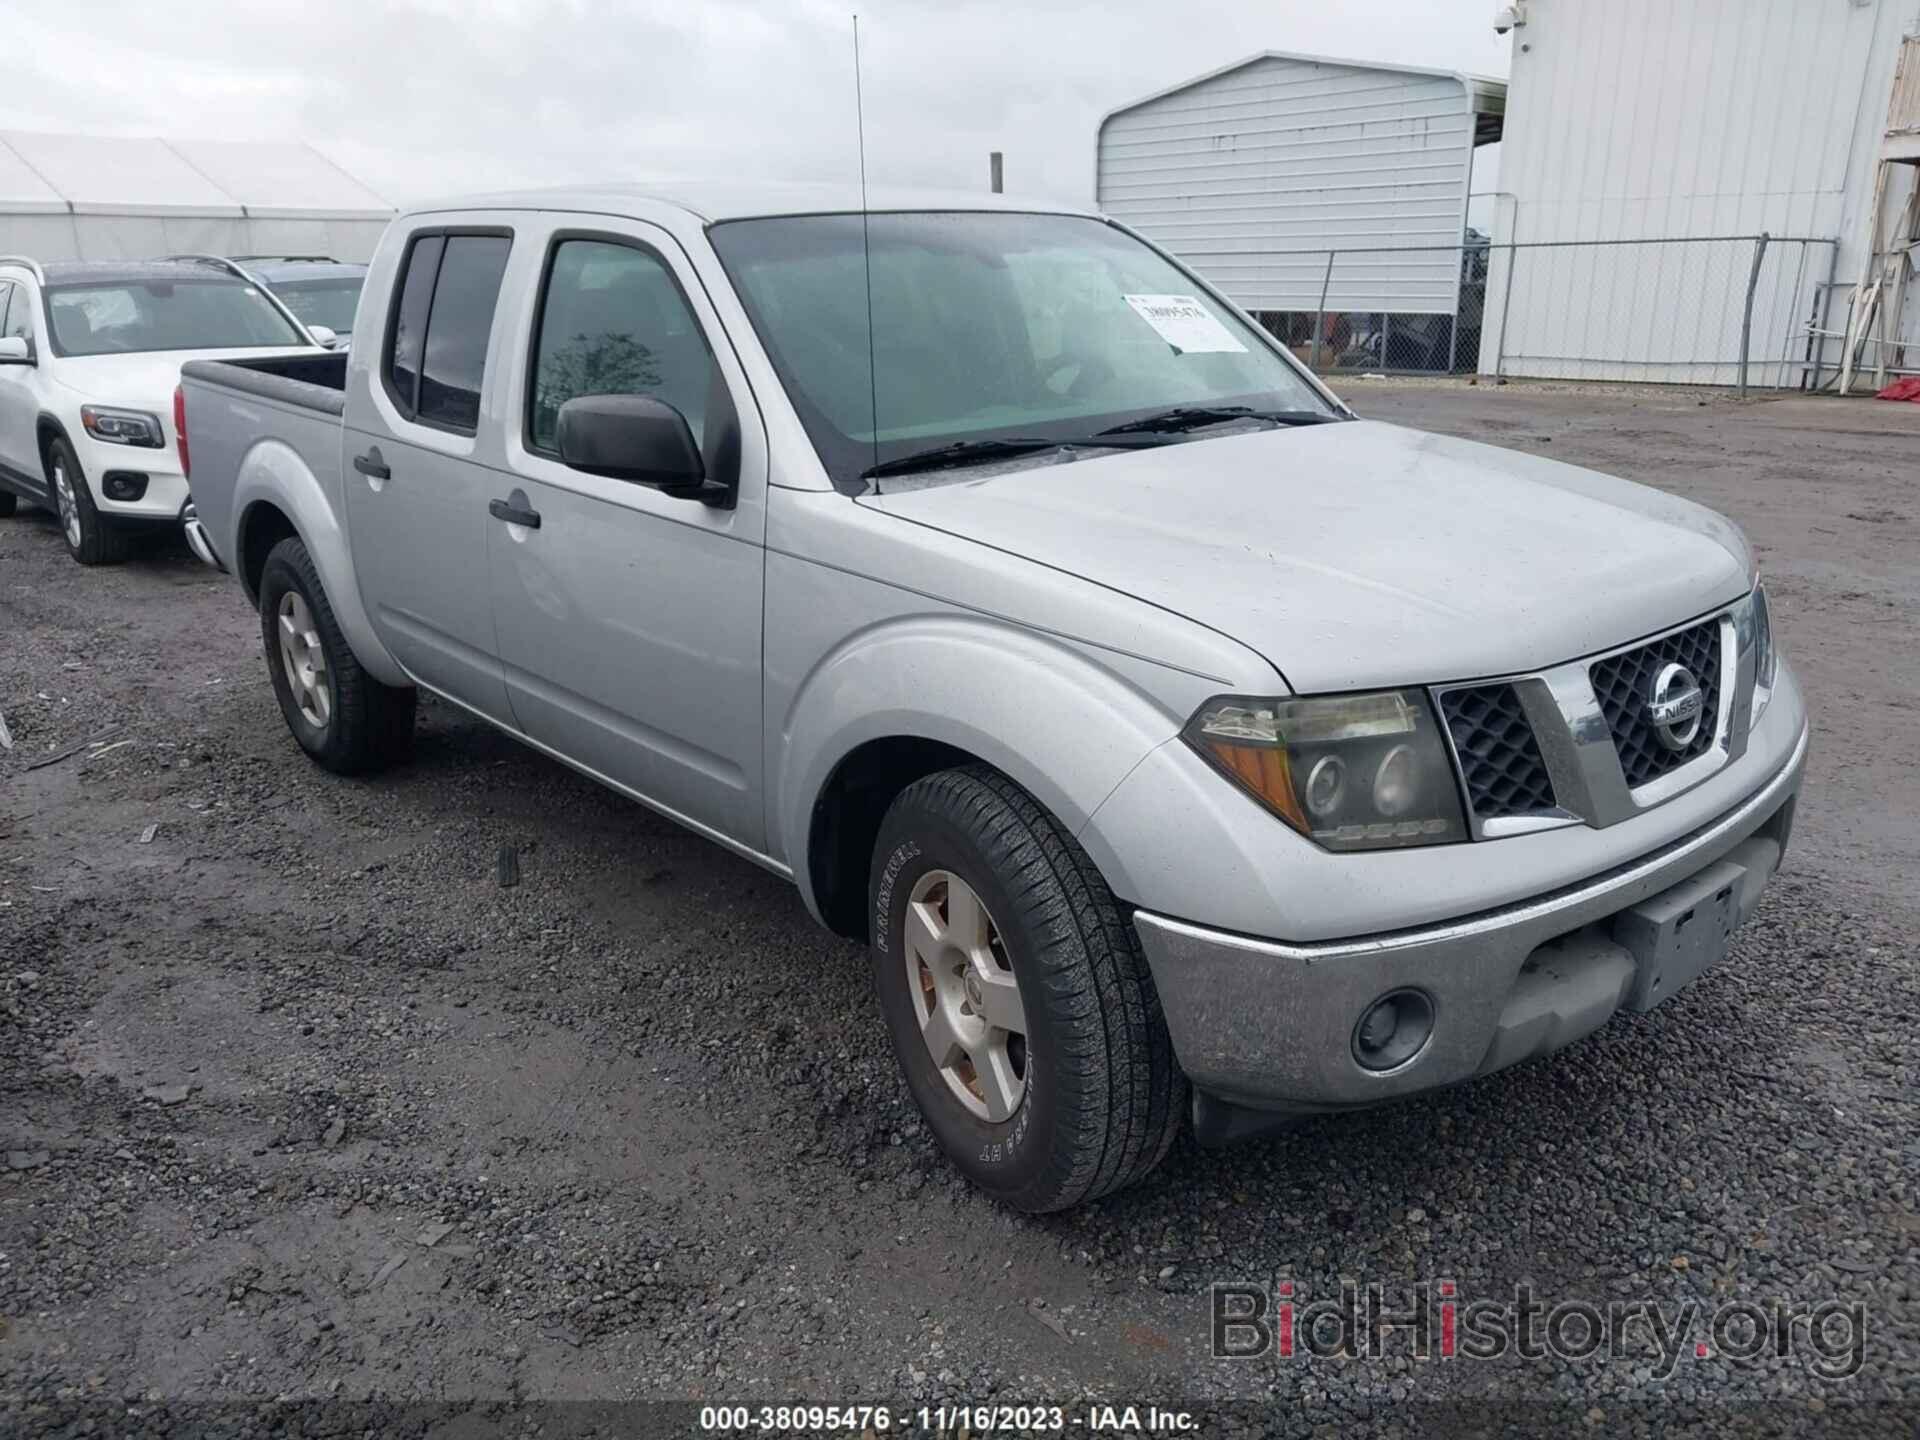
[1133,719,1807,1122]
[76,432,188,522]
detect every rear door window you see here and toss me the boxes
[383,232,511,433]
[385,235,443,416]
[419,237,511,430]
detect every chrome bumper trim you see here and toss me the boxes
[180,504,224,572]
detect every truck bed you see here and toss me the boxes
[179,351,352,591]
[180,350,350,416]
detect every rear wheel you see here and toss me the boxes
[49,438,130,566]
[258,535,416,775]
[870,765,1185,1212]
[0,489,17,517]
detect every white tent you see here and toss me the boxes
[0,131,393,263]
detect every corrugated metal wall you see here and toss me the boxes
[1097,54,1482,315]
[1483,0,1920,383]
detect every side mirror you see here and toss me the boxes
[306,324,339,349]
[0,336,33,366]
[555,394,729,505]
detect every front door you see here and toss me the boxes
[486,223,769,852]
[344,226,516,725]
[0,282,47,495]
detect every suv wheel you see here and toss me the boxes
[870,765,1186,1212]
[259,535,416,774]
[49,438,130,566]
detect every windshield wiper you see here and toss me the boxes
[1094,405,1342,438]
[860,437,1063,480]
[860,406,1344,481]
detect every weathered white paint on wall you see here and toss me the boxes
[1097,52,1498,316]
[1482,0,1920,384]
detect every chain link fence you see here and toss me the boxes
[1250,235,1840,393]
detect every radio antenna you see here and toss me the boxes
[853,14,879,477]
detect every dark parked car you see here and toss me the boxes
[234,257,368,349]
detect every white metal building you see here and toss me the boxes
[1096,52,1505,319]
[1480,0,1920,385]
[0,132,393,263]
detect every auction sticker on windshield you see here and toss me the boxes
[1122,294,1248,354]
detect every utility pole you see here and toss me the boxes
[989,151,1004,194]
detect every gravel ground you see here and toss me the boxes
[1,380,1916,1437]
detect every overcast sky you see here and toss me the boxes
[2,0,1511,207]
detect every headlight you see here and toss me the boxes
[80,405,165,448]
[1184,691,1467,851]
[1736,582,1777,728]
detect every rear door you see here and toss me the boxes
[344,222,516,724]
[484,217,770,851]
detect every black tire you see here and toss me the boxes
[870,765,1185,1212]
[0,488,17,517]
[258,535,416,775]
[48,438,130,566]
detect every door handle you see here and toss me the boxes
[353,448,390,480]
[488,497,541,529]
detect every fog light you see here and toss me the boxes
[1352,988,1434,1072]
[102,471,148,502]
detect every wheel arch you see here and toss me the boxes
[229,439,409,689]
[781,615,1184,941]
[237,497,299,603]
[35,412,74,481]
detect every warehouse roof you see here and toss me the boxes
[0,132,392,219]
[1101,50,1507,148]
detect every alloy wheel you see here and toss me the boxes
[276,591,332,729]
[903,869,1028,1121]
[52,458,81,548]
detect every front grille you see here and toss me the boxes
[1439,684,1558,819]
[1589,617,1722,788]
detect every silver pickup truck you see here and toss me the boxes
[178,184,1807,1212]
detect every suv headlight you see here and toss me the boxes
[1184,691,1467,851]
[80,404,165,448]
[1737,582,1778,727]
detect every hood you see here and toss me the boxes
[55,347,321,405]
[859,420,1752,693]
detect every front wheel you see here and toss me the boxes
[870,765,1186,1212]
[258,536,416,775]
[49,438,130,566]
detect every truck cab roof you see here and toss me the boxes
[405,181,1097,224]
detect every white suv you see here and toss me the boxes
[0,256,324,565]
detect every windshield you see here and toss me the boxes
[709,211,1335,490]
[45,279,305,356]
[270,276,364,335]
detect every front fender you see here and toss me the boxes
[232,439,407,688]
[775,614,1187,914]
